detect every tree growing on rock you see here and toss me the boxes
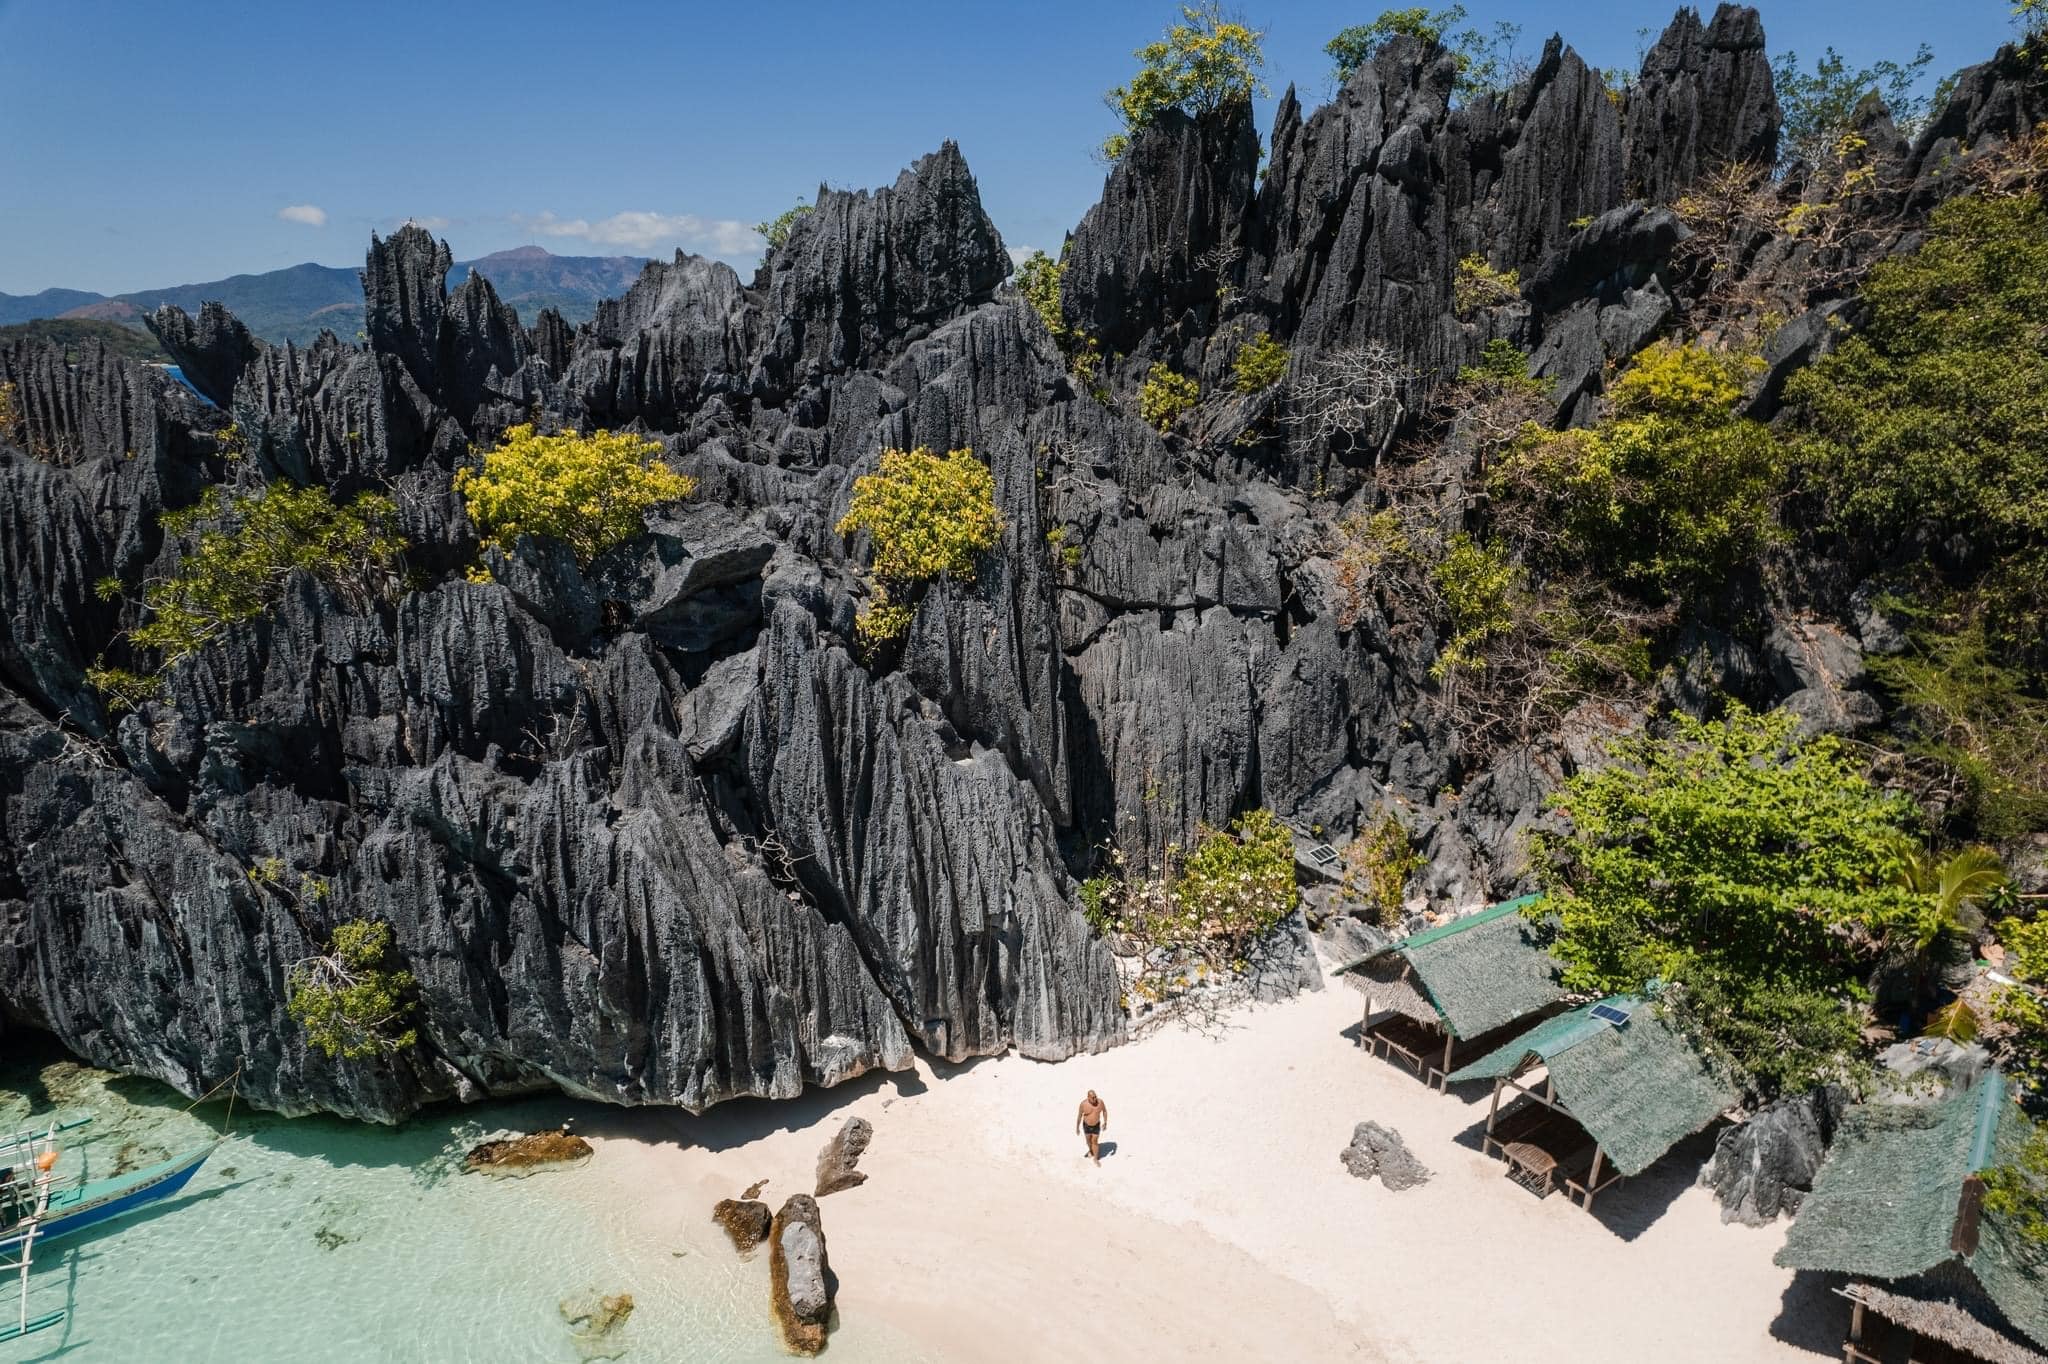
[456,424,695,569]
[1528,706,1929,1099]
[1325,6,1525,100]
[835,446,1004,646]
[286,919,419,1061]
[1101,3,1267,161]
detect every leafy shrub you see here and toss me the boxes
[836,446,1004,644]
[1231,333,1288,393]
[1997,915,2048,1106]
[1325,6,1523,99]
[1528,706,1926,1098]
[1139,364,1200,431]
[286,919,418,1061]
[1103,4,1266,161]
[1493,341,1778,595]
[1788,192,2048,653]
[1456,338,1542,394]
[1452,254,1520,315]
[1172,808,1300,947]
[1430,532,1520,675]
[1013,250,1065,338]
[1341,813,1421,927]
[755,201,813,251]
[85,664,164,715]
[1870,615,2048,838]
[1985,1125,2048,1246]
[456,424,694,568]
[132,484,406,666]
[1329,509,1413,632]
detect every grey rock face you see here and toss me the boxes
[1340,1120,1431,1190]
[1701,1087,1846,1225]
[769,1193,833,1354]
[147,300,263,408]
[1623,4,1781,204]
[815,1116,874,1197]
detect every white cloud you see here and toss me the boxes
[277,203,328,227]
[513,210,763,256]
[1007,245,1041,267]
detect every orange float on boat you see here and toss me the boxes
[34,1149,57,1172]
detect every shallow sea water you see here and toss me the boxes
[0,1052,917,1364]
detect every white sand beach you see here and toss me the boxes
[584,974,1840,1363]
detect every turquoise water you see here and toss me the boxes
[0,1053,907,1364]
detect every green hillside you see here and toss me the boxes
[0,317,168,363]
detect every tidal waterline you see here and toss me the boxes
[1,1044,918,1363]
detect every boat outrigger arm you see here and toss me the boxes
[1,1077,233,1344]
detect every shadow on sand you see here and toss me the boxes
[1769,1270,1853,1358]
[1446,1114,1718,1242]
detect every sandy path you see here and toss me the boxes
[583,977,1839,1363]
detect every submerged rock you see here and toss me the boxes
[1340,1121,1431,1190]
[714,1197,772,1253]
[465,1127,594,1176]
[559,1290,636,1361]
[814,1116,874,1197]
[769,1194,834,1355]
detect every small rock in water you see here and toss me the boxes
[465,1127,594,1177]
[714,1197,772,1253]
[1339,1121,1430,1191]
[742,1178,769,1199]
[560,1290,636,1361]
[814,1116,874,1197]
[769,1194,834,1355]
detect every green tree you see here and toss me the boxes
[1430,531,1520,675]
[286,920,418,1061]
[1529,706,1925,1096]
[1173,807,1300,944]
[456,424,694,568]
[1103,4,1267,161]
[835,446,1004,644]
[1326,7,1523,99]
[755,201,813,251]
[1997,915,2048,1105]
[1495,341,1779,596]
[131,483,406,666]
[1787,192,2048,654]
[1012,249,1065,338]
[1771,43,1937,166]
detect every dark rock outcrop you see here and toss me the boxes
[146,300,263,408]
[814,1116,874,1197]
[715,1197,773,1253]
[1701,1087,1846,1224]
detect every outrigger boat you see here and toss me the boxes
[1,1108,225,1344]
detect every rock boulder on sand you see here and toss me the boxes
[815,1116,874,1196]
[465,1127,593,1176]
[769,1194,835,1354]
[1339,1121,1430,1190]
[714,1197,772,1253]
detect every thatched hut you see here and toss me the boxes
[1445,994,1741,1210]
[1777,1073,2047,1363]
[1334,895,1569,1091]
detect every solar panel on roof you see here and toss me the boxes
[1307,843,1339,866]
[1589,1001,1635,1028]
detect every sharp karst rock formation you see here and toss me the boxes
[0,5,2040,1121]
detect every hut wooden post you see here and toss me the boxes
[1484,1075,1506,1154]
[1584,1146,1606,1211]
[1844,1296,1864,1364]
[1438,1032,1454,1092]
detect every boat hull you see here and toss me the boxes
[0,1142,215,1256]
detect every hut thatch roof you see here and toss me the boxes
[1335,895,1566,1039]
[1778,1074,2048,1353]
[1446,995,1741,1176]
[1847,1279,2048,1364]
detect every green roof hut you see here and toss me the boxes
[1445,993,1742,1211]
[1334,895,1569,1091]
[1776,1072,2047,1364]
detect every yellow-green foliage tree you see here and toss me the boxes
[835,446,1004,645]
[456,424,695,568]
[1453,254,1520,314]
[1494,341,1777,595]
[1173,807,1300,947]
[1232,332,1288,393]
[1013,250,1065,338]
[755,201,813,251]
[1430,531,1520,675]
[286,919,418,1061]
[1103,4,1267,160]
[127,483,406,668]
[1139,363,1200,431]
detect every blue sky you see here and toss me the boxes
[0,1,2025,295]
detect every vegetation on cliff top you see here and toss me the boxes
[1102,3,1267,161]
[457,424,695,569]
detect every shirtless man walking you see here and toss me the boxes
[1075,1090,1108,1165]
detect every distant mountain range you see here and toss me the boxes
[0,246,651,347]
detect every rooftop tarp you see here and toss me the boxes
[1446,995,1741,1177]
[1336,895,1567,1039]
[1777,1074,2048,1351]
